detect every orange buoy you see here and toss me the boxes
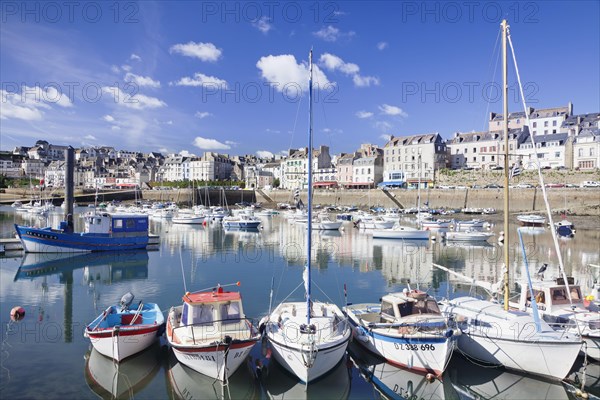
[10,306,25,321]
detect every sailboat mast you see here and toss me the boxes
[501,19,510,310]
[306,49,314,325]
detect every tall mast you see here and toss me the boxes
[306,49,314,325]
[501,19,510,311]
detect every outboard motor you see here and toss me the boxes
[119,292,135,311]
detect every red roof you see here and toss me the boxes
[183,289,241,304]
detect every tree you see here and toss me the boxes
[273,178,280,188]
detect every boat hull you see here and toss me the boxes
[345,305,454,376]
[170,340,256,381]
[262,301,351,383]
[445,232,493,242]
[372,228,429,240]
[222,221,261,229]
[15,225,149,253]
[87,325,162,361]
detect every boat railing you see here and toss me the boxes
[367,316,449,335]
[171,317,259,345]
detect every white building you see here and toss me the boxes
[517,132,572,170]
[383,133,446,188]
[573,128,600,170]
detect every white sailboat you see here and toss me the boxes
[259,50,351,384]
[437,20,582,381]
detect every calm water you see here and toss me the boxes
[1,209,598,399]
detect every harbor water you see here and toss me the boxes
[0,208,598,399]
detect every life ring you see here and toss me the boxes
[10,306,25,321]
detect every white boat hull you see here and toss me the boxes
[445,231,493,242]
[171,342,255,381]
[372,227,429,240]
[87,326,161,362]
[262,301,351,383]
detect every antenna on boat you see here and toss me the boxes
[305,48,314,326]
[179,247,188,293]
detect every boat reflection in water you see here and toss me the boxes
[565,357,600,398]
[166,352,258,400]
[349,343,458,400]
[261,354,352,399]
[447,355,570,399]
[14,251,149,282]
[84,343,161,399]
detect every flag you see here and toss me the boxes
[294,189,300,199]
[509,163,522,179]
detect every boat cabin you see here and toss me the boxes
[380,290,442,322]
[521,277,585,315]
[84,213,149,235]
[181,289,245,330]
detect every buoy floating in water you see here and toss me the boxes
[10,306,25,321]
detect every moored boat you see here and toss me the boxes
[517,214,546,226]
[372,225,430,240]
[14,212,150,253]
[84,292,165,362]
[344,289,455,376]
[166,283,260,381]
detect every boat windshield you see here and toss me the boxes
[183,303,214,326]
[220,302,241,325]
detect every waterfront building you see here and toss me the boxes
[517,132,572,170]
[488,103,572,134]
[282,146,332,190]
[447,128,527,170]
[383,133,446,188]
[573,128,600,170]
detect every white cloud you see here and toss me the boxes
[110,65,120,73]
[377,42,388,51]
[319,53,359,75]
[224,140,238,146]
[256,54,331,92]
[130,53,142,61]
[172,73,228,89]
[379,104,408,117]
[179,150,196,157]
[195,111,213,119]
[356,111,374,119]
[111,126,121,131]
[170,41,222,62]
[313,26,355,42]
[165,120,173,125]
[252,16,272,34]
[256,150,274,158]
[103,114,115,122]
[121,64,132,72]
[375,121,393,131]
[380,134,392,141]
[0,86,73,121]
[124,72,161,88]
[102,86,167,110]
[353,75,380,87]
[265,128,281,134]
[158,147,169,153]
[192,136,231,150]
[84,134,97,140]
[319,53,379,88]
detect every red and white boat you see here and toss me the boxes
[84,293,165,362]
[166,283,260,381]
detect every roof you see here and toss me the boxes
[184,289,241,304]
[385,133,441,148]
[521,132,568,145]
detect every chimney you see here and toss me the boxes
[568,101,573,116]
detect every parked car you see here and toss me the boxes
[484,184,502,189]
[515,183,534,188]
[580,181,600,188]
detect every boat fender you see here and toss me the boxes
[10,306,25,321]
[223,335,232,345]
[444,329,454,338]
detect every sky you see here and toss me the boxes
[1,1,599,158]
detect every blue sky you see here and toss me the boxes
[1,1,598,158]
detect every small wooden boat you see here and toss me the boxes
[166,283,260,381]
[84,293,165,362]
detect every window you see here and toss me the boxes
[220,302,241,324]
[579,148,584,157]
[381,301,394,317]
[590,148,595,157]
[533,130,537,135]
[126,219,135,229]
[473,147,477,153]
[455,149,460,154]
[544,121,549,127]
[555,152,560,158]
[491,156,495,161]
[482,156,486,161]
[533,122,537,128]
[113,219,123,229]
[553,120,557,127]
